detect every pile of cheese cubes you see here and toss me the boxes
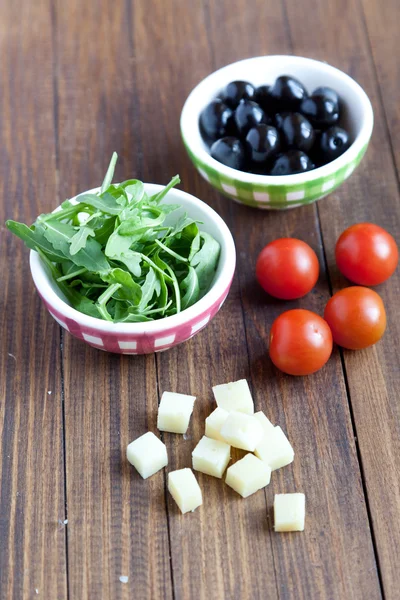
[127,379,305,532]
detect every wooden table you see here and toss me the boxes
[1,0,399,598]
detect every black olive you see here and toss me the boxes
[234,99,268,138]
[210,137,246,170]
[269,150,315,176]
[313,86,339,106]
[319,126,350,162]
[220,80,255,109]
[308,129,324,166]
[269,76,308,112]
[300,88,339,128]
[199,99,234,142]
[274,112,291,130]
[280,113,315,152]
[254,85,275,114]
[245,124,281,166]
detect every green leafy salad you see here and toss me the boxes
[6,153,221,322]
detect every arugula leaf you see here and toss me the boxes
[57,267,87,282]
[115,311,153,323]
[120,179,145,203]
[100,268,142,305]
[96,283,122,321]
[166,213,196,238]
[165,264,181,313]
[152,253,169,312]
[190,232,221,294]
[106,184,128,206]
[92,216,116,245]
[181,266,200,310]
[101,152,118,194]
[149,175,180,204]
[76,192,122,215]
[188,232,201,262]
[137,267,159,312]
[155,239,188,263]
[115,251,142,277]
[118,210,165,235]
[41,219,110,272]
[5,220,70,262]
[69,226,95,255]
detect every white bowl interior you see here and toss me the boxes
[30,184,236,334]
[181,55,374,185]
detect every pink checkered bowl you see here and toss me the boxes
[29,184,236,354]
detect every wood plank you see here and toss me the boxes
[130,2,278,599]
[361,0,400,170]
[132,0,381,598]
[205,1,381,598]
[283,0,400,596]
[0,1,68,599]
[54,0,173,598]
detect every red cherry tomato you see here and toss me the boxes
[324,287,386,349]
[256,238,319,300]
[269,309,333,376]
[335,223,398,286]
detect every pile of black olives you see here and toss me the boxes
[199,76,351,175]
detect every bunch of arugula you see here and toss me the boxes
[6,153,221,323]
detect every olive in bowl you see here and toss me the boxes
[245,124,281,170]
[199,99,234,142]
[211,137,246,170]
[268,75,308,112]
[220,80,256,108]
[300,86,340,128]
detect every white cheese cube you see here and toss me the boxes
[220,411,263,451]
[192,436,231,478]
[212,379,254,414]
[274,493,305,532]
[157,391,196,434]
[205,407,229,441]
[254,411,275,434]
[225,454,271,498]
[254,425,294,471]
[126,432,168,479]
[168,468,202,514]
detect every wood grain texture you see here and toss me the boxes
[1,0,399,598]
[282,0,400,596]
[54,1,173,598]
[0,1,67,599]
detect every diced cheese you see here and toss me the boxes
[274,493,305,532]
[254,411,275,434]
[126,432,168,479]
[220,411,263,451]
[168,468,203,514]
[157,391,196,434]
[212,379,254,414]
[192,435,231,478]
[205,407,229,441]
[225,454,271,498]
[254,425,294,470]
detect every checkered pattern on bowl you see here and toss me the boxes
[181,55,374,210]
[36,285,231,354]
[183,136,368,209]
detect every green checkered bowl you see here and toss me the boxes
[181,56,373,209]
